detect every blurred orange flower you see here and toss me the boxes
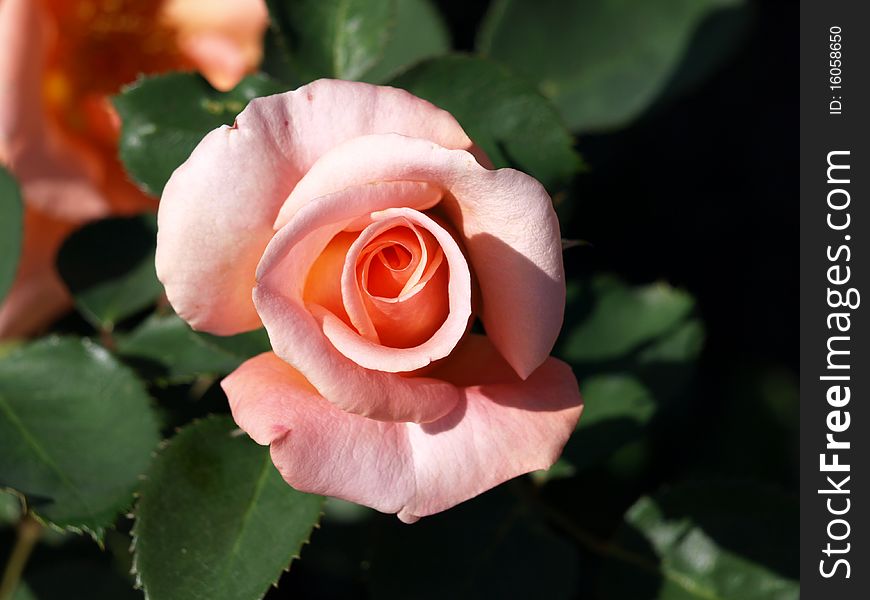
[0,0,268,337]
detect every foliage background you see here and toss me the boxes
[0,0,798,598]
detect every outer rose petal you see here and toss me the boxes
[162,0,268,91]
[0,211,74,337]
[0,0,41,160]
[0,0,107,338]
[256,181,460,423]
[176,34,249,93]
[223,337,582,523]
[0,257,67,338]
[275,133,565,380]
[0,0,107,222]
[157,80,481,335]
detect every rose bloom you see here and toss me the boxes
[157,80,583,522]
[0,0,267,337]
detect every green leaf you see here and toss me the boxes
[368,486,578,599]
[530,458,577,484]
[478,0,746,132]
[556,276,704,471]
[654,2,752,105]
[580,375,657,429]
[0,165,23,303]
[114,73,285,196]
[0,340,24,359]
[0,337,159,537]
[267,0,395,81]
[116,312,271,384]
[560,276,696,363]
[11,583,37,600]
[56,215,162,331]
[600,481,799,599]
[362,0,450,82]
[133,416,323,600]
[391,55,582,193]
[561,374,656,471]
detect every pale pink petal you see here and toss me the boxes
[255,181,460,423]
[401,335,583,522]
[157,80,480,335]
[0,0,106,222]
[275,133,565,379]
[223,352,414,510]
[222,338,582,522]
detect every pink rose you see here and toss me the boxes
[157,79,583,522]
[0,0,267,337]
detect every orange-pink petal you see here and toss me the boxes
[0,0,107,223]
[333,208,471,372]
[255,181,460,423]
[162,0,269,91]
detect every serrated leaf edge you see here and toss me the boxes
[129,415,325,600]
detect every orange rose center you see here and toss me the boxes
[304,221,451,350]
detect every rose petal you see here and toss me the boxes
[303,220,452,351]
[175,34,249,93]
[161,0,268,35]
[302,231,357,324]
[157,80,481,335]
[223,352,414,510]
[0,263,68,339]
[0,0,107,223]
[222,337,582,523]
[163,0,269,91]
[161,0,268,91]
[0,0,42,160]
[355,225,428,303]
[332,208,471,372]
[0,210,75,338]
[274,133,565,379]
[255,181,460,423]
[353,222,448,348]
